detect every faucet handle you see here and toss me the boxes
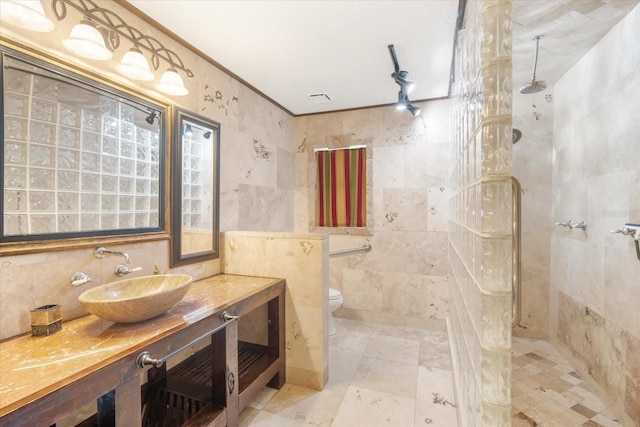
[115,264,142,277]
[71,272,92,287]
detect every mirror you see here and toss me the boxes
[1,46,166,244]
[171,108,220,266]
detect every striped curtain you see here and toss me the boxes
[315,147,366,227]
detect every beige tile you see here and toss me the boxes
[351,356,419,399]
[625,331,640,425]
[244,410,311,427]
[328,350,362,385]
[262,382,348,427]
[332,318,376,337]
[332,386,415,427]
[239,406,261,427]
[364,335,420,365]
[246,386,278,410]
[329,331,370,355]
[537,408,589,426]
[415,397,458,427]
[416,366,455,403]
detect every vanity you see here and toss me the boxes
[0,274,285,427]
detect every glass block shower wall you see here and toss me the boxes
[448,1,513,426]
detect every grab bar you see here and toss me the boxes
[136,311,239,368]
[511,176,522,327]
[329,244,372,258]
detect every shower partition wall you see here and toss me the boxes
[448,1,513,426]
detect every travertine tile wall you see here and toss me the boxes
[448,1,513,425]
[511,88,554,340]
[293,100,451,331]
[221,231,328,391]
[550,4,640,425]
[0,2,294,340]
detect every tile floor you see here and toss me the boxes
[511,336,621,427]
[239,317,458,427]
[238,319,621,427]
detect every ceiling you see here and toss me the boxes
[126,0,639,116]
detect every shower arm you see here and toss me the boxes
[530,35,541,81]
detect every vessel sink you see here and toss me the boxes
[78,274,193,323]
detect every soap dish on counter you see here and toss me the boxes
[30,304,62,336]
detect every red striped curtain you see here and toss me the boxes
[315,147,366,227]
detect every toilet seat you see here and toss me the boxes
[329,288,342,300]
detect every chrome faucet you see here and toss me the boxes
[94,247,131,264]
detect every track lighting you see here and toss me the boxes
[145,111,158,125]
[388,44,420,117]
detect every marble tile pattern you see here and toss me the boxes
[448,0,514,425]
[239,318,459,427]
[294,97,452,330]
[549,3,640,425]
[0,274,282,415]
[0,1,295,339]
[221,231,329,391]
[511,336,623,427]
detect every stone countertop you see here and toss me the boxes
[0,274,282,417]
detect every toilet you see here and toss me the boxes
[328,288,344,336]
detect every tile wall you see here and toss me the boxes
[0,1,294,340]
[511,87,554,340]
[448,0,514,425]
[221,231,328,391]
[550,4,640,425]
[293,100,451,331]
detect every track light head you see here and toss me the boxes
[392,70,415,93]
[406,104,421,117]
[145,111,157,125]
[203,131,212,139]
[184,124,193,137]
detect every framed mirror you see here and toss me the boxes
[1,46,167,246]
[171,108,220,266]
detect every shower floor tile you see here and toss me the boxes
[511,337,622,426]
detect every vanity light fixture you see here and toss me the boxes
[40,0,193,95]
[62,19,113,60]
[157,67,189,96]
[388,44,420,117]
[203,131,212,139]
[0,0,55,32]
[115,47,154,81]
[184,124,193,137]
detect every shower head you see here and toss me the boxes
[519,35,546,95]
[519,80,546,94]
[512,128,522,144]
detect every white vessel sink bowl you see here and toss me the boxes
[78,274,193,323]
